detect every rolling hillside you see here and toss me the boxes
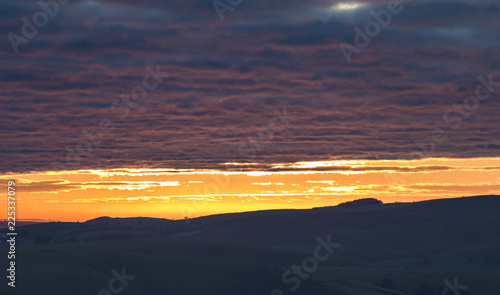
[1,195,499,295]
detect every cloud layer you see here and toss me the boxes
[1,0,500,172]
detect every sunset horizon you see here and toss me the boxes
[2,156,499,222]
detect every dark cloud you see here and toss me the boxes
[1,0,500,172]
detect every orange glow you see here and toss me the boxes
[1,157,499,222]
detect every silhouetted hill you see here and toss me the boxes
[0,219,49,229]
[85,216,173,225]
[1,195,499,295]
[330,198,383,208]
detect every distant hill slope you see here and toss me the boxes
[1,195,499,295]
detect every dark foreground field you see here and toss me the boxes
[1,195,500,295]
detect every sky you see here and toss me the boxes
[1,0,499,221]
[1,158,500,221]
